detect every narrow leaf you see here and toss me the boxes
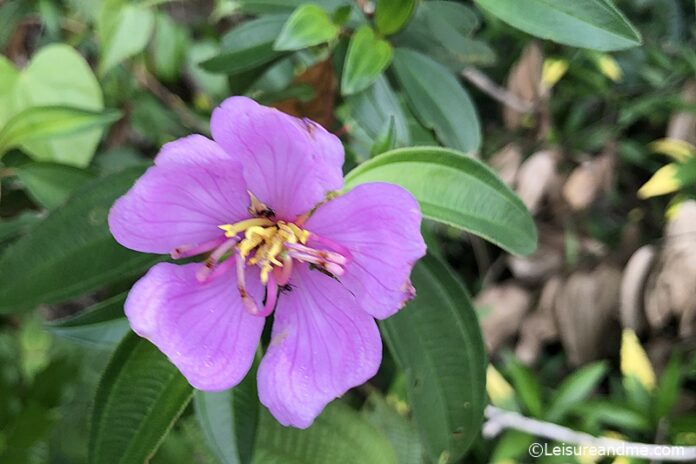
[380,254,486,462]
[375,0,416,35]
[392,49,480,153]
[345,147,537,256]
[0,166,159,314]
[89,333,193,464]
[0,106,121,156]
[341,26,393,96]
[474,0,641,51]
[545,361,607,422]
[195,361,259,464]
[47,293,129,348]
[15,162,94,209]
[273,4,339,51]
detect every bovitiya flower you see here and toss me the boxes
[108,96,426,428]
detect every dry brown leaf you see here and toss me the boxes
[553,265,622,366]
[503,43,543,129]
[515,277,561,365]
[476,282,531,352]
[667,80,696,145]
[515,149,558,214]
[645,201,696,336]
[620,245,656,334]
[562,151,615,210]
[488,143,522,187]
[272,58,337,128]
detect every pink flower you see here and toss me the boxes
[108,97,426,428]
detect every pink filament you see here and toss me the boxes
[170,236,226,259]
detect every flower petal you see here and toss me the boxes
[154,134,232,167]
[125,262,265,391]
[306,183,426,319]
[257,263,381,428]
[109,160,249,254]
[211,96,344,219]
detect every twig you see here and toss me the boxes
[461,67,535,114]
[133,64,210,134]
[483,406,696,462]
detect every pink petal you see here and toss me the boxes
[109,160,249,255]
[154,134,232,167]
[125,262,265,391]
[211,96,344,219]
[306,183,426,319]
[257,263,381,428]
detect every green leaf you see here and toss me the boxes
[344,147,537,256]
[254,402,397,463]
[504,356,543,418]
[1,44,105,167]
[201,16,287,74]
[654,354,682,420]
[13,161,93,210]
[97,0,155,74]
[362,394,424,464]
[274,4,339,51]
[344,75,411,150]
[341,26,393,96]
[46,293,129,348]
[474,0,642,51]
[0,166,159,314]
[151,12,189,82]
[89,333,193,464]
[545,361,607,422]
[0,106,119,158]
[380,254,486,462]
[0,212,42,244]
[392,48,481,153]
[370,115,397,156]
[375,0,416,35]
[195,362,259,464]
[396,1,495,68]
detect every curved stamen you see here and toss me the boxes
[196,237,240,282]
[236,251,278,317]
[274,255,293,286]
[171,236,226,259]
[287,250,346,277]
[306,233,353,263]
[284,242,348,265]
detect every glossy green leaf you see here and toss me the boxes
[375,0,416,35]
[0,166,159,314]
[371,115,397,156]
[151,13,189,82]
[545,361,607,422]
[253,402,397,463]
[345,147,537,255]
[0,44,105,167]
[474,0,642,51]
[0,106,120,157]
[47,293,129,348]
[341,26,393,95]
[274,4,339,51]
[392,49,481,153]
[195,362,259,464]
[380,254,486,462]
[89,333,193,464]
[202,16,287,74]
[14,162,94,209]
[97,0,155,74]
[237,0,349,15]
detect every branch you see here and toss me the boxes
[484,406,696,462]
[461,67,535,114]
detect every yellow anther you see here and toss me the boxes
[217,218,310,283]
[218,218,274,237]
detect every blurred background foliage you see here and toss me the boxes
[0,0,695,463]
